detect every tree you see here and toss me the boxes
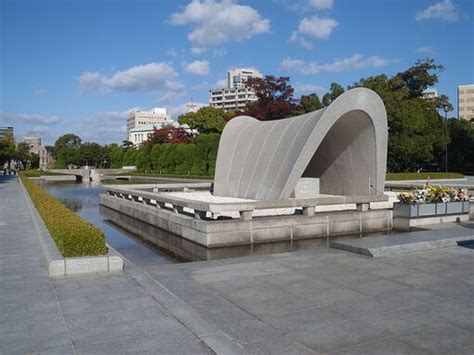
[352,59,447,172]
[121,140,134,149]
[110,146,124,168]
[144,124,194,146]
[322,82,345,107]
[243,76,299,120]
[178,106,227,133]
[299,93,322,113]
[446,118,474,172]
[53,133,81,168]
[15,142,31,166]
[78,142,103,167]
[396,59,444,98]
[0,132,16,165]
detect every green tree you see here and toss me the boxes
[322,83,345,107]
[122,147,138,166]
[446,119,474,172]
[78,142,103,167]
[352,59,447,172]
[0,132,16,165]
[110,146,124,168]
[53,133,81,168]
[299,93,322,113]
[15,142,31,167]
[150,144,163,171]
[396,58,444,98]
[135,145,152,172]
[178,106,227,133]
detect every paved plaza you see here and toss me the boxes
[1,175,473,354]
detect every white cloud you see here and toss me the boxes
[158,89,186,104]
[308,0,333,10]
[415,46,436,54]
[290,15,338,48]
[0,112,60,125]
[78,62,182,94]
[213,78,228,88]
[416,0,460,22]
[169,0,270,48]
[34,88,48,96]
[294,83,326,94]
[280,54,393,74]
[297,15,338,39]
[184,60,210,76]
[191,47,207,55]
[78,108,140,143]
[289,33,314,50]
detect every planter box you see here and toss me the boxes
[394,202,470,218]
[446,201,463,214]
[463,201,470,213]
[418,204,436,217]
[393,201,471,231]
[435,202,446,215]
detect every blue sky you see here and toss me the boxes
[1,0,473,145]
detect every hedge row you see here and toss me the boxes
[20,175,106,257]
[20,170,67,177]
[386,172,464,181]
[110,133,220,175]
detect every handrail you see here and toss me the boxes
[102,185,389,221]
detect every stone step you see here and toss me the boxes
[330,226,474,257]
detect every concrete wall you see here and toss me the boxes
[100,194,391,248]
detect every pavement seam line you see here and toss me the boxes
[109,246,246,354]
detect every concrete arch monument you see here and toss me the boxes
[214,87,388,200]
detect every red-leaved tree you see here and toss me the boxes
[144,124,194,146]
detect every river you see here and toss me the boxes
[37,179,180,266]
[38,179,372,264]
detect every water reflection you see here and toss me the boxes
[38,180,178,266]
[39,179,390,264]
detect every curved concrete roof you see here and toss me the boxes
[214,88,388,200]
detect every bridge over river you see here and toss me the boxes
[47,168,132,181]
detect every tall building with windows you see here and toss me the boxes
[0,126,14,140]
[127,108,171,137]
[422,88,438,99]
[458,84,474,122]
[209,68,262,112]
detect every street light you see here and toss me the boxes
[443,106,449,173]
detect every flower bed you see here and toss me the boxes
[395,185,470,219]
[20,174,106,257]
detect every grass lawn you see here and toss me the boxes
[111,171,213,180]
[386,172,464,181]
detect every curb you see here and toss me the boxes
[19,177,123,277]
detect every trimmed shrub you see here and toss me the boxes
[135,146,152,172]
[110,146,124,168]
[20,175,106,257]
[150,144,163,171]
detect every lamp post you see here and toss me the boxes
[443,107,448,173]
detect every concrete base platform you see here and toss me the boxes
[330,226,474,257]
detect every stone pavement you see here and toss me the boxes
[1,175,474,354]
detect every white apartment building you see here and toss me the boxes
[127,108,171,137]
[209,68,262,112]
[422,88,438,99]
[458,84,474,122]
[128,122,196,146]
[128,124,157,146]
